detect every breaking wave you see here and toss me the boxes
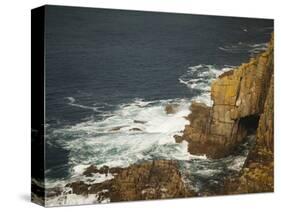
[46,98,208,187]
[219,42,268,56]
[178,64,235,106]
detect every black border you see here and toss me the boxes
[31,5,45,206]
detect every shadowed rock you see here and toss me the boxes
[222,68,274,194]
[165,104,179,114]
[110,126,128,131]
[173,135,183,143]
[129,128,142,131]
[133,120,147,124]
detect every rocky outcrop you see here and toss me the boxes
[50,160,196,203]
[222,143,273,194]
[109,160,195,201]
[222,70,274,194]
[178,34,274,194]
[181,35,274,159]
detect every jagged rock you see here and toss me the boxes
[256,73,274,152]
[83,165,99,176]
[165,104,179,114]
[173,134,183,143]
[133,120,147,124]
[222,69,274,194]
[62,160,196,202]
[222,144,273,194]
[66,181,90,195]
[109,160,196,201]
[182,34,274,159]
[83,165,122,177]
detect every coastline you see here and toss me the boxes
[33,34,274,207]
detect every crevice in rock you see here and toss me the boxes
[238,114,260,135]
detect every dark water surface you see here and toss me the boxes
[45,6,273,182]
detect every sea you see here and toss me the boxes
[44,6,273,204]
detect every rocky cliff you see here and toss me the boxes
[47,160,196,204]
[181,35,274,159]
[179,34,274,193]
[222,65,274,194]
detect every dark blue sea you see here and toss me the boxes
[44,6,273,192]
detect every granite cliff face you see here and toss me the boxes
[181,35,274,159]
[179,34,274,193]
[222,67,274,194]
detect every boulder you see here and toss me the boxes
[165,104,179,114]
[173,135,183,143]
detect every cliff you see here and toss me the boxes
[179,34,274,193]
[181,35,274,159]
[222,67,274,194]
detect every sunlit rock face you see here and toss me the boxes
[223,62,274,194]
[181,34,274,160]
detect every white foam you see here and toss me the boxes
[179,64,233,106]
[47,63,248,205]
[228,156,247,171]
[192,169,221,177]
[72,164,90,176]
[66,97,104,112]
[51,65,232,179]
[93,173,114,184]
[50,98,192,176]
[179,65,233,90]
[219,42,268,56]
[248,43,268,54]
[45,193,109,207]
[46,98,196,205]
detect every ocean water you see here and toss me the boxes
[44,6,273,195]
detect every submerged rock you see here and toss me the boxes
[165,104,179,114]
[129,127,142,131]
[110,126,127,131]
[133,120,147,124]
